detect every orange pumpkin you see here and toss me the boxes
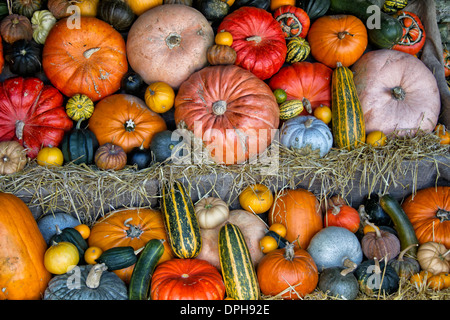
[307,15,368,69]
[126,0,163,15]
[42,16,128,102]
[269,188,323,249]
[88,94,167,153]
[402,186,450,249]
[0,193,51,300]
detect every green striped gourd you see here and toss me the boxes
[331,62,365,150]
[286,37,310,64]
[161,180,202,259]
[219,223,260,300]
[382,0,407,14]
[279,99,304,120]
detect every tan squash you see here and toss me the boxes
[0,141,27,175]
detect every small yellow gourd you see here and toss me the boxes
[44,241,80,274]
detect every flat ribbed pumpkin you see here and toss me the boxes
[42,16,127,102]
[174,65,279,165]
[88,94,167,153]
[0,193,52,300]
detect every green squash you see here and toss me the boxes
[61,120,99,165]
[355,258,400,296]
[301,0,330,20]
[318,266,359,300]
[149,130,183,163]
[50,225,89,264]
[196,0,229,23]
[5,39,42,76]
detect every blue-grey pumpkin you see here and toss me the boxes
[37,212,80,244]
[318,266,359,300]
[280,115,333,157]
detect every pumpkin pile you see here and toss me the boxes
[0,0,448,301]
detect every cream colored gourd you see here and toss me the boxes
[195,197,230,229]
[0,141,27,175]
[417,242,450,275]
[31,10,57,44]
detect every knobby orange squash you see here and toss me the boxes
[42,16,128,102]
[174,65,279,165]
[0,193,51,300]
[269,188,323,249]
[88,94,167,153]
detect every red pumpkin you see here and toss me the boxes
[272,5,310,39]
[42,16,127,102]
[402,186,450,249]
[324,204,361,233]
[0,77,73,159]
[392,11,426,56]
[217,6,287,80]
[268,62,333,115]
[444,48,450,78]
[256,242,319,299]
[151,258,226,300]
[174,65,279,165]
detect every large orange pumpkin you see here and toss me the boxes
[88,208,175,283]
[174,65,279,165]
[0,193,52,300]
[88,94,167,153]
[307,14,368,69]
[269,188,323,249]
[42,16,128,102]
[402,186,450,249]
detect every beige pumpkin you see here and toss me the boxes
[195,197,229,229]
[0,141,27,175]
[351,49,440,136]
[196,209,267,269]
[126,4,214,89]
[417,242,450,275]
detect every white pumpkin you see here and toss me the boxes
[195,197,229,229]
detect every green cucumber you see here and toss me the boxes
[329,0,403,48]
[128,239,165,300]
[95,246,142,271]
[379,194,418,257]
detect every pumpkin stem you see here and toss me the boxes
[124,119,136,132]
[166,32,181,49]
[397,243,419,261]
[123,218,144,239]
[54,224,63,235]
[246,35,262,43]
[340,263,357,276]
[302,97,312,114]
[391,86,406,101]
[373,257,382,274]
[342,258,357,271]
[212,100,227,116]
[365,221,382,238]
[304,118,315,128]
[330,204,342,216]
[15,120,25,140]
[85,263,108,289]
[284,241,296,261]
[436,208,450,222]
[337,31,354,39]
[358,205,371,226]
[83,47,100,59]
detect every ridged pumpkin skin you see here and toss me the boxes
[402,186,450,249]
[151,258,226,300]
[351,49,440,136]
[269,62,332,116]
[219,223,260,300]
[331,63,366,150]
[269,188,323,249]
[126,4,214,89]
[174,65,279,165]
[88,94,167,153]
[42,16,128,102]
[0,193,52,300]
[0,77,73,159]
[218,6,287,80]
[161,180,202,259]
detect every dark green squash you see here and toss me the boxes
[265,230,288,249]
[196,0,230,23]
[299,0,330,20]
[5,39,41,76]
[355,258,399,296]
[231,0,269,11]
[95,246,141,271]
[149,130,183,163]
[387,244,420,279]
[329,0,403,49]
[318,265,359,300]
[97,0,135,31]
[127,141,152,170]
[50,225,89,264]
[362,193,393,226]
[61,120,99,165]
[11,0,42,19]
[121,71,144,95]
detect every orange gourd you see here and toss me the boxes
[126,0,162,15]
[307,14,368,69]
[324,204,361,233]
[402,186,450,249]
[269,188,323,249]
[0,193,51,300]
[42,16,128,102]
[88,94,167,153]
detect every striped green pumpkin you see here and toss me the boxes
[382,0,407,14]
[161,180,202,259]
[218,223,260,300]
[331,62,365,150]
[286,37,310,64]
[279,99,304,120]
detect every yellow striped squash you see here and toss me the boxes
[279,99,304,120]
[286,37,310,64]
[382,0,407,14]
[331,62,365,150]
[218,223,260,300]
[161,180,202,258]
[65,94,94,121]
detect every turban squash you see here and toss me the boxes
[174,64,279,165]
[42,16,127,102]
[0,77,73,159]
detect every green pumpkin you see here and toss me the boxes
[11,0,42,18]
[97,0,136,31]
[44,264,128,300]
[355,258,400,296]
[61,120,99,165]
[318,266,359,300]
[300,0,330,20]
[149,130,183,163]
[5,39,42,76]
[196,0,229,23]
